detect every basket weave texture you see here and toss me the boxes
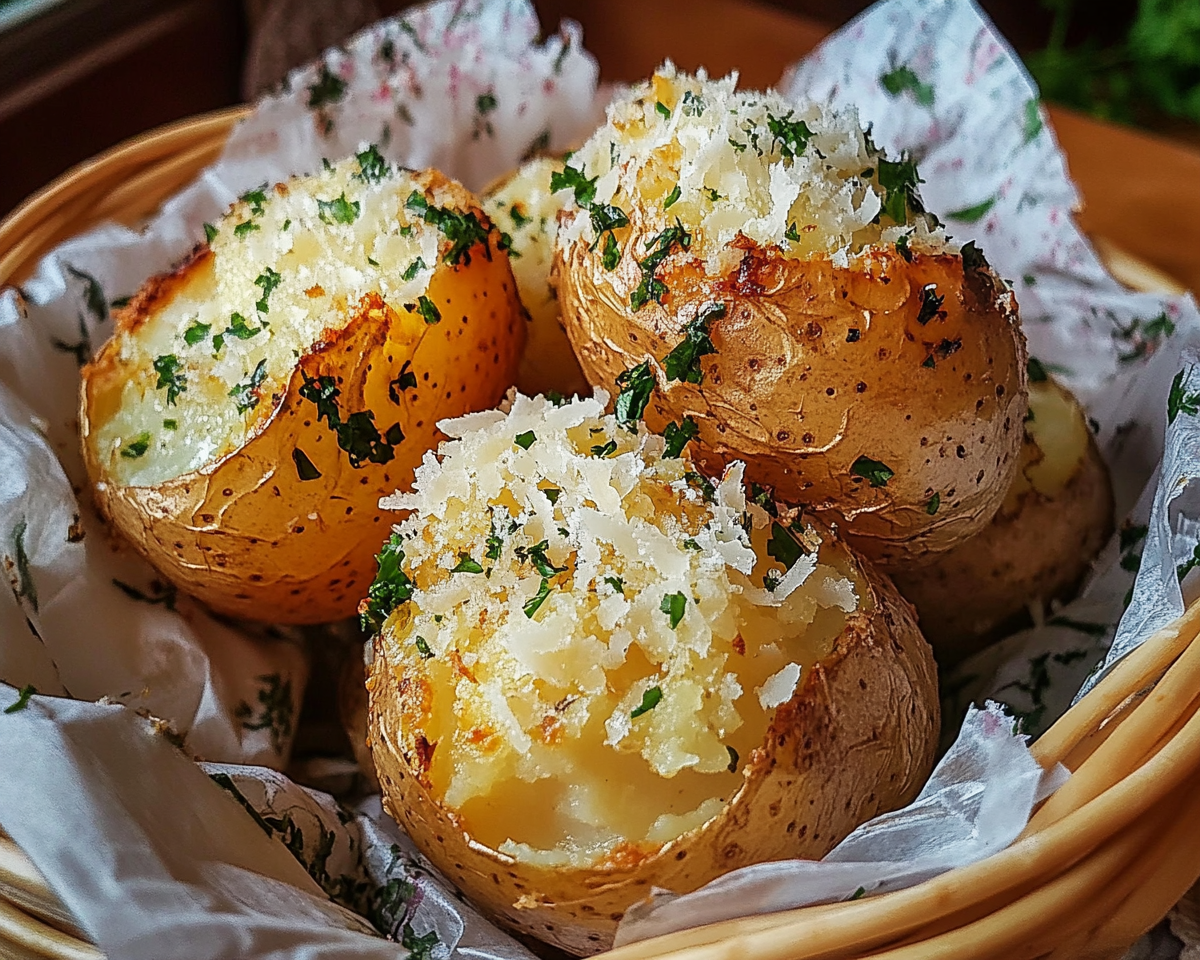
[1,109,1199,960]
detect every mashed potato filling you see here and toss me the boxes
[374,392,862,867]
[558,64,948,269]
[93,151,466,487]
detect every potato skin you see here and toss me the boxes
[893,403,1114,666]
[556,234,1028,569]
[367,556,938,956]
[81,229,525,624]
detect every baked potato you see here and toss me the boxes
[893,366,1114,664]
[81,151,525,623]
[483,157,588,398]
[364,391,938,955]
[552,66,1028,569]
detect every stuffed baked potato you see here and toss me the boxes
[483,157,587,398]
[893,366,1114,663]
[553,67,1028,569]
[81,151,525,623]
[365,391,938,955]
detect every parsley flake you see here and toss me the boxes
[662,417,699,457]
[318,193,360,225]
[916,284,945,325]
[632,684,663,717]
[452,553,484,574]
[926,493,941,515]
[660,592,686,629]
[292,448,321,480]
[631,221,691,311]
[549,163,597,208]
[402,257,426,281]
[120,431,152,459]
[234,220,259,238]
[591,439,618,458]
[355,144,389,182]
[663,302,723,383]
[153,354,186,405]
[663,184,681,209]
[877,155,926,223]
[226,312,265,339]
[766,110,814,159]
[4,684,36,714]
[767,521,806,570]
[523,577,553,618]
[229,359,269,413]
[851,455,895,487]
[655,101,672,119]
[184,320,211,345]
[409,296,441,325]
[254,267,282,313]
[604,576,625,595]
[359,533,413,634]
[615,361,655,428]
[514,430,537,450]
[414,636,434,659]
[203,223,218,243]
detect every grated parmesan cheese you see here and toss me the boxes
[377,391,864,866]
[557,63,949,271]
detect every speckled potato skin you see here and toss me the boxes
[366,557,938,956]
[893,431,1113,666]
[555,234,1028,569]
[81,233,525,624]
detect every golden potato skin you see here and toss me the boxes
[367,556,938,956]
[556,234,1028,569]
[81,233,525,624]
[893,396,1114,666]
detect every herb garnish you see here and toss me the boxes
[254,268,282,313]
[604,576,625,595]
[404,190,492,265]
[292,448,321,480]
[632,684,663,717]
[229,359,269,413]
[655,100,672,119]
[926,493,941,515]
[590,439,618,458]
[234,221,259,238]
[961,240,988,272]
[359,533,413,633]
[355,144,389,183]
[660,592,687,629]
[410,296,441,325]
[514,430,537,450]
[120,431,152,459]
[227,312,265,340]
[203,223,218,243]
[631,221,692,311]
[451,553,484,574]
[851,455,895,487]
[414,636,434,659]
[523,577,553,618]
[726,746,739,772]
[663,302,723,383]
[916,284,944,325]
[318,193,361,225]
[1027,357,1049,382]
[549,164,598,208]
[615,361,655,428]
[684,471,716,502]
[4,684,35,714]
[153,354,186,405]
[877,155,925,223]
[402,257,426,282]
[766,110,814,159]
[184,321,211,345]
[662,417,699,457]
[767,521,806,571]
[663,184,681,209]
[240,186,267,216]
[510,203,531,228]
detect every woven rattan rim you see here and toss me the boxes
[0,108,1197,960]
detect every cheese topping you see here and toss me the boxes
[558,63,948,271]
[375,391,862,866]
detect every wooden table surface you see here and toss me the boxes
[535,0,1200,295]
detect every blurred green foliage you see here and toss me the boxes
[1026,0,1200,126]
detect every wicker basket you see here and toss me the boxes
[2,109,1200,960]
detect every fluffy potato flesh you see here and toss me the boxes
[553,65,1027,568]
[483,157,588,398]
[893,373,1114,663]
[81,154,525,623]
[366,392,938,954]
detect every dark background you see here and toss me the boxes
[0,0,1160,219]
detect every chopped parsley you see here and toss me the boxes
[846,328,861,343]
[451,553,484,574]
[877,155,925,224]
[516,541,566,579]
[163,418,177,430]
[548,163,597,208]
[233,220,259,238]
[916,284,945,325]
[655,100,672,119]
[926,492,941,515]
[766,110,814,160]
[544,488,561,505]
[785,222,802,243]
[240,186,267,216]
[684,471,716,502]
[631,220,692,311]
[523,577,553,618]
[851,455,895,488]
[4,684,36,714]
[355,144,389,182]
[601,231,621,270]
[663,302,723,383]
[632,684,663,717]
[1027,357,1049,382]
[410,296,441,325]
[660,592,686,629]
[402,257,426,282]
[514,430,537,450]
[229,359,269,413]
[153,354,186,405]
[203,222,218,243]
[663,184,681,209]
[681,90,704,116]
[604,576,625,595]
[509,203,531,228]
[662,417,699,457]
[184,320,211,345]
[767,521,806,571]
[615,361,655,428]
[589,203,629,234]
[227,312,265,340]
[683,538,701,550]
[291,448,321,480]
[590,438,618,458]
[317,193,361,225]
[120,431,152,459]
[404,190,492,265]
[254,268,282,313]
[414,636,434,659]
[307,64,346,108]
[359,533,413,634]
